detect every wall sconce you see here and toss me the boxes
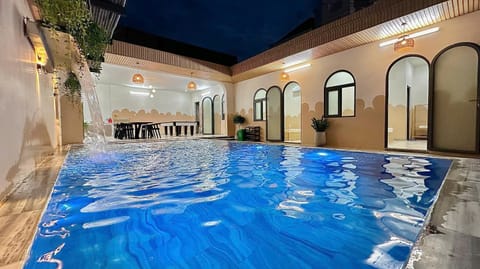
[24,17,53,73]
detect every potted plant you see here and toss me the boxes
[311,116,329,146]
[232,114,246,141]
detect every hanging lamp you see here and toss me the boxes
[132,73,144,84]
[187,72,196,90]
[393,22,414,52]
[132,62,144,84]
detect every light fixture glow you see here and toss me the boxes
[149,94,154,98]
[151,89,156,93]
[186,72,197,90]
[187,81,197,90]
[409,27,439,38]
[284,63,311,73]
[379,39,398,47]
[132,73,144,84]
[379,27,439,47]
[394,36,414,52]
[280,71,290,81]
[129,91,149,96]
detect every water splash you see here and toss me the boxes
[72,61,106,148]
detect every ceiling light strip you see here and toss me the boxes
[379,27,439,47]
[284,63,311,73]
[409,27,439,38]
[129,91,150,96]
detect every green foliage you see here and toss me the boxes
[35,0,90,35]
[311,116,329,132]
[35,0,109,72]
[77,23,109,65]
[64,72,81,99]
[233,114,246,124]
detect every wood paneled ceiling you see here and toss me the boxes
[89,0,127,39]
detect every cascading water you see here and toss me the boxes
[73,61,106,147]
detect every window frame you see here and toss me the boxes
[324,70,356,118]
[221,94,225,120]
[253,88,267,121]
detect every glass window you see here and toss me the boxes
[327,90,339,116]
[221,94,225,120]
[254,89,267,121]
[325,71,356,117]
[341,86,355,116]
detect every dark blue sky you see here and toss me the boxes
[119,0,321,61]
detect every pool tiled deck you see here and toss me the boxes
[0,141,478,269]
[0,148,67,269]
[407,157,480,269]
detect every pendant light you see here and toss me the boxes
[132,73,144,84]
[393,22,414,52]
[187,72,196,90]
[132,62,144,84]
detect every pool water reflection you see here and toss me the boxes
[24,140,451,269]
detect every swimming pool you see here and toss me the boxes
[24,140,451,269]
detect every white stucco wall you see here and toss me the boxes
[84,83,195,122]
[411,64,429,106]
[0,0,56,197]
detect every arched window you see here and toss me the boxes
[253,88,267,121]
[324,70,355,117]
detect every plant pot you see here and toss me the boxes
[314,131,326,146]
[237,129,245,141]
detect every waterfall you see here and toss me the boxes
[72,61,106,146]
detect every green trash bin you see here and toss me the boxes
[237,129,245,141]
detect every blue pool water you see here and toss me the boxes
[24,140,451,269]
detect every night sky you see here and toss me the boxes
[119,0,322,61]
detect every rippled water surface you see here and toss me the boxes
[25,140,451,269]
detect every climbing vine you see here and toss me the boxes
[35,0,109,73]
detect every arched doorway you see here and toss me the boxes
[386,55,429,151]
[266,86,283,141]
[213,95,222,135]
[283,82,301,143]
[202,97,213,135]
[431,43,480,153]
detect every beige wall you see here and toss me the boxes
[60,96,84,144]
[112,109,194,123]
[223,83,236,137]
[0,0,57,198]
[234,10,480,150]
